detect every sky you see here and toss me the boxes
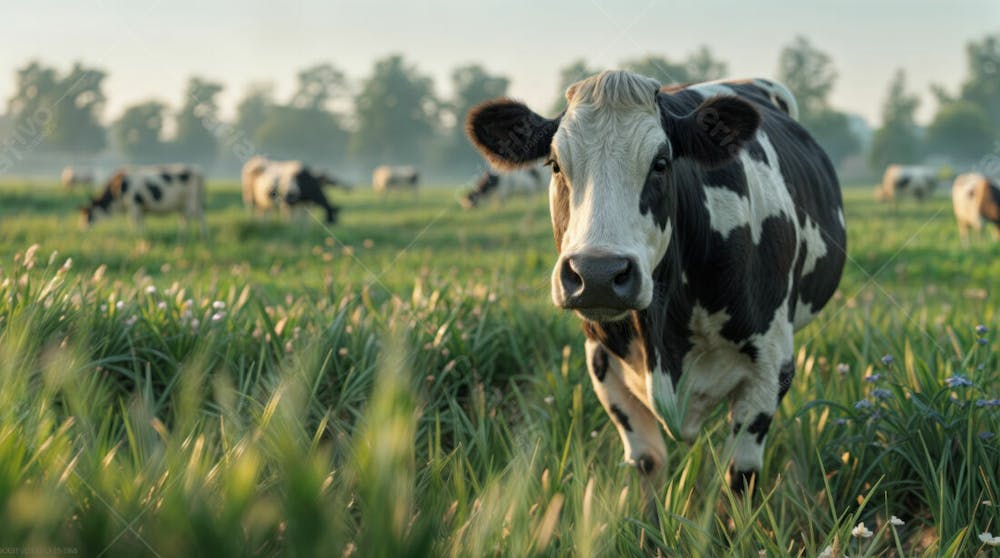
[1,0,997,126]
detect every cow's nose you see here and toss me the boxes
[559,254,640,309]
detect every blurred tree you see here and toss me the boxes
[234,83,275,139]
[622,55,690,85]
[777,36,837,119]
[869,69,922,170]
[550,59,600,114]
[255,105,347,163]
[351,55,439,165]
[684,46,729,82]
[925,101,996,163]
[114,101,168,163]
[291,63,346,111]
[441,64,509,169]
[172,77,224,166]
[776,37,860,165]
[6,60,107,154]
[48,63,107,154]
[959,34,1000,129]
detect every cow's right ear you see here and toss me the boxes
[465,99,560,171]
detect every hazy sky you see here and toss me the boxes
[1,0,997,126]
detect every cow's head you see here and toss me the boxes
[79,175,123,228]
[467,70,759,322]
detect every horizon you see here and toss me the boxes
[1,0,998,128]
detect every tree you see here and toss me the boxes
[776,37,860,165]
[959,34,1000,129]
[684,46,729,82]
[441,64,509,168]
[869,70,922,170]
[6,60,107,154]
[351,55,439,165]
[622,55,690,85]
[291,63,346,111]
[925,101,996,163]
[114,101,168,163]
[550,59,600,114]
[234,83,275,139]
[255,105,347,163]
[172,77,224,166]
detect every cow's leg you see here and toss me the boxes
[128,206,144,234]
[958,222,970,247]
[728,349,791,495]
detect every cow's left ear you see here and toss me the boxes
[666,95,760,168]
[466,99,560,171]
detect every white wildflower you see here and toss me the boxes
[817,545,836,558]
[157,301,167,311]
[851,522,873,538]
[115,301,124,310]
[211,311,225,322]
[980,532,1000,546]
[212,300,225,310]
[145,285,156,294]
[890,516,904,527]
[543,396,555,405]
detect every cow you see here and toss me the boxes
[241,156,347,224]
[461,166,548,209]
[877,164,939,206]
[80,164,206,236]
[952,172,1000,245]
[372,165,419,195]
[466,71,846,501]
[61,166,95,190]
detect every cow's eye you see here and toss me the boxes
[547,159,561,174]
[651,158,668,173]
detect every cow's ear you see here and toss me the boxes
[667,95,759,168]
[466,99,559,171]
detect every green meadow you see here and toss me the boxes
[0,181,998,556]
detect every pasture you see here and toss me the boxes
[1,180,998,556]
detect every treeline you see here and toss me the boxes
[2,34,998,180]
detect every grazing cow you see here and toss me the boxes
[80,165,205,235]
[372,165,419,195]
[952,172,1000,244]
[241,156,346,224]
[877,165,939,206]
[466,71,846,497]
[461,166,548,208]
[61,166,95,190]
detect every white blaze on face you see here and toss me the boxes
[548,72,673,311]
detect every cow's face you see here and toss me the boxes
[79,203,108,228]
[466,70,759,322]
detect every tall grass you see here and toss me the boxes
[0,185,998,555]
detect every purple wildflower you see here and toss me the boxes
[980,432,995,441]
[872,388,892,400]
[855,399,873,410]
[977,338,988,346]
[881,354,894,366]
[865,373,882,383]
[945,375,973,388]
[976,324,989,335]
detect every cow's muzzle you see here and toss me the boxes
[557,254,641,320]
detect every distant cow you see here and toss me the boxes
[467,71,846,498]
[80,165,205,235]
[241,156,347,224]
[952,173,1000,244]
[461,166,548,208]
[372,165,419,195]
[61,166,95,190]
[877,165,939,206]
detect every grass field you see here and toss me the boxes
[1,180,999,556]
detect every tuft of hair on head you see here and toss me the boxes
[564,70,662,111]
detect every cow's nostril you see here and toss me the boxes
[560,258,584,296]
[613,261,633,286]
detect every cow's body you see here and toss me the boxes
[467,71,845,496]
[241,156,344,223]
[461,166,548,208]
[372,165,419,195]
[81,165,205,235]
[878,164,938,205]
[952,172,1000,244]
[61,166,95,190]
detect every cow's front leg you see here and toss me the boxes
[727,357,790,495]
[586,339,666,476]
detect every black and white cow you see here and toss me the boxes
[952,172,1000,244]
[80,164,205,235]
[467,71,846,495]
[242,156,347,224]
[372,165,419,195]
[461,166,548,208]
[877,164,939,206]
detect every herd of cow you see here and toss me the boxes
[45,70,1000,509]
[61,156,551,232]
